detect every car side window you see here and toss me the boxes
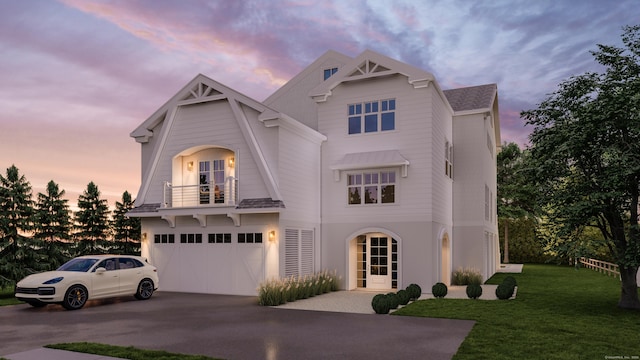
[118,258,137,269]
[96,258,117,271]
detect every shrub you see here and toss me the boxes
[396,289,410,305]
[452,267,483,285]
[431,282,448,298]
[371,293,385,308]
[503,275,517,287]
[495,283,515,300]
[466,283,483,299]
[386,292,400,309]
[407,283,422,300]
[372,294,391,314]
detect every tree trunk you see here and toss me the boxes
[503,220,510,264]
[618,265,640,310]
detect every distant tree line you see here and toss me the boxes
[0,164,140,288]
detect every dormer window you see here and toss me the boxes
[323,67,338,80]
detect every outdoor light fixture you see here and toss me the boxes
[187,161,194,171]
[142,232,147,241]
[228,157,235,168]
[269,230,276,242]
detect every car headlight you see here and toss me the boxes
[43,277,64,284]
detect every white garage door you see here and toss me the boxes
[149,233,264,296]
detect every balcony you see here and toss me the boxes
[163,177,238,208]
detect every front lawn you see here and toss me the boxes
[47,343,220,360]
[394,264,640,359]
[0,288,20,306]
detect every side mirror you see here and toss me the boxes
[95,267,107,274]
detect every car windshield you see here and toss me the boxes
[57,258,100,272]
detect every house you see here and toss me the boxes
[128,49,501,296]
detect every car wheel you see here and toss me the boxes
[135,279,154,300]
[26,300,46,308]
[62,285,88,310]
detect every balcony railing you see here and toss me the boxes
[163,177,238,208]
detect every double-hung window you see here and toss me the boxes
[348,170,396,205]
[348,99,396,134]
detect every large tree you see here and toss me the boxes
[497,142,537,263]
[33,180,72,269]
[112,191,141,255]
[522,25,640,309]
[74,181,111,255]
[0,165,41,287]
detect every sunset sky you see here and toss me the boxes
[1,0,637,210]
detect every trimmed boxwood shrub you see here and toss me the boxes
[495,283,515,300]
[396,289,410,305]
[503,276,517,287]
[432,282,448,298]
[466,283,483,299]
[386,292,400,309]
[407,283,422,300]
[371,293,391,314]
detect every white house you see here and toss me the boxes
[128,49,501,296]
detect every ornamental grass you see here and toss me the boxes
[451,267,483,286]
[258,270,340,306]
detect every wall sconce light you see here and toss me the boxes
[142,232,147,241]
[228,157,235,168]
[187,161,194,171]
[268,230,276,242]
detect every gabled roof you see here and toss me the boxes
[443,84,497,113]
[444,83,501,146]
[131,74,324,206]
[309,49,437,102]
[131,74,273,143]
[264,49,352,106]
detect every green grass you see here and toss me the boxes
[394,264,640,360]
[47,343,221,360]
[0,288,21,306]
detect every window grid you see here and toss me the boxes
[348,99,395,135]
[323,67,338,80]
[238,233,263,244]
[180,233,203,244]
[208,233,232,243]
[154,234,175,244]
[348,171,396,205]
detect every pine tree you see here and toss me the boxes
[33,180,72,269]
[112,191,141,255]
[0,165,41,287]
[74,181,110,255]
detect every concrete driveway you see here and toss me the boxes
[0,292,474,360]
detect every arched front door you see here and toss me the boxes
[355,233,398,290]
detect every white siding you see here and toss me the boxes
[144,101,271,204]
[278,125,322,223]
[319,75,438,224]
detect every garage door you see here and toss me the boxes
[149,234,264,296]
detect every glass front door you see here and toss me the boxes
[367,235,392,289]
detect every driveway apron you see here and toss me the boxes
[1,292,474,360]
